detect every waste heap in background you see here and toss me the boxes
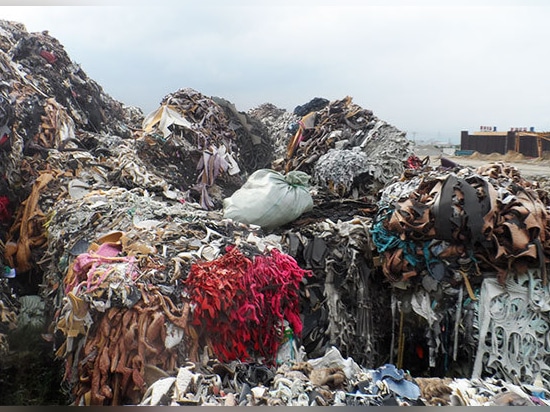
[140,88,275,210]
[0,19,549,407]
[0,20,137,193]
[250,95,411,199]
[248,102,296,161]
[0,18,145,299]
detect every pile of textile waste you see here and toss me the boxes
[138,346,548,406]
[140,88,275,210]
[36,182,310,405]
[371,161,550,388]
[249,96,411,198]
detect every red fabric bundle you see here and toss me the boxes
[184,245,311,364]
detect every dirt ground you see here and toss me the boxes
[434,152,550,180]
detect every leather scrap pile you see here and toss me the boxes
[282,214,387,368]
[140,88,275,210]
[137,347,547,406]
[41,183,311,405]
[249,95,412,198]
[247,102,297,160]
[0,20,135,192]
[372,161,550,392]
[0,19,549,407]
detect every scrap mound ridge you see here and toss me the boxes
[0,20,134,137]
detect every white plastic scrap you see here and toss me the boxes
[142,104,193,139]
[473,271,550,389]
[164,322,185,349]
[139,377,176,406]
[307,346,362,381]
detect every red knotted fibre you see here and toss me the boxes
[184,246,312,364]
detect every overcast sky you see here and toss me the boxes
[2,0,549,143]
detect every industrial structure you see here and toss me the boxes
[461,129,550,158]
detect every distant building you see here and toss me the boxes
[461,129,550,157]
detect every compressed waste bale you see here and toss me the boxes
[223,169,313,229]
[373,162,549,284]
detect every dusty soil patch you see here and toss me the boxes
[439,153,550,179]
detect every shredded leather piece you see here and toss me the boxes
[66,287,188,405]
[415,377,453,406]
[375,168,549,285]
[5,172,55,273]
